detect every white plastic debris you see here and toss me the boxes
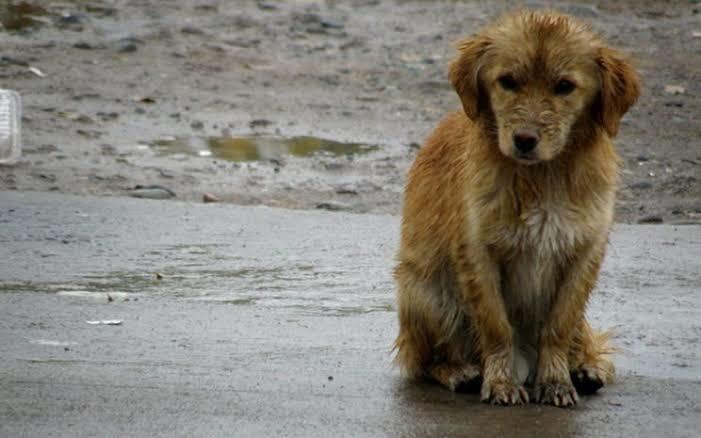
[30,339,78,346]
[0,89,21,164]
[86,320,123,325]
[28,66,46,77]
[664,85,685,95]
[58,291,130,301]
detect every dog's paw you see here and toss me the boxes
[430,363,482,393]
[451,363,482,393]
[570,365,607,395]
[571,359,614,395]
[534,380,579,407]
[480,380,529,406]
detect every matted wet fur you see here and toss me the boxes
[393,10,639,407]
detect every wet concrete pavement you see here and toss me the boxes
[0,191,699,437]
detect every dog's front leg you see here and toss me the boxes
[454,241,528,405]
[535,240,607,407]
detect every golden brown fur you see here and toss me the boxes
[394,11,639,407]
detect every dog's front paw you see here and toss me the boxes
[534,380,579,407]
[480,379,529,406]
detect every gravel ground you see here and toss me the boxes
[0,0,699,223]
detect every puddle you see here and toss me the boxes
[149,135,378,162]
[0,2,47,32]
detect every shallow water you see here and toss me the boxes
[150,135,379,162]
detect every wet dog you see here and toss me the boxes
[393,10,639,407]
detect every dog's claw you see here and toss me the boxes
[534,381,579,407]
[481,380,529,406]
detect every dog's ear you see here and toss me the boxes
[449,36,491,120]
[595,47,640,137]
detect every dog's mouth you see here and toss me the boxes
[512,151,542,165]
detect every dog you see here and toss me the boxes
[393,10,639,407]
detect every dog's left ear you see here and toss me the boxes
[449,36,491,120]
[595,47,640,137]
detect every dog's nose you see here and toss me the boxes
[513,129,539,153]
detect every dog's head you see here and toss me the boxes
[450,11,640,164]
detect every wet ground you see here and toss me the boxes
[0,191,699,437]
[0,0,699,222]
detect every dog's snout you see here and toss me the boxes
[513,129,539,153]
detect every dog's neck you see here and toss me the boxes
[489,131,619,210]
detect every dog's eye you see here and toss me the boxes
[498,75,519,91]
[554,79,575,95]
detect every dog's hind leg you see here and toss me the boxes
[394,261,476,388]
[428,362,482,393]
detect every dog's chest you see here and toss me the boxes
[490,203,586,326]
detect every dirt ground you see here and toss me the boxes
[1,0,699,223]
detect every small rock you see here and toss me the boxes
[76,129,101,139]
[158,169,175,178]
[629,181,652,190]
[203,193,220,203]
[135,96,156,104]
[249,119,272,128]
[190,120,204,130]
[664,85,685,95]
[58,13,82,25]
[335,187,358,195]
[73,42,94,50]
[119,37,144,50]
[327,376,333,381]
[664,101,684,108]
[181,26,204,35]
[324,162,345,171]
[119,43,138,53]
[316,202,350,212]
[129,185,176,199]
[97,112,119,121]
[692,31,701,38]
[258,1,278,10]
[637,214,664,224]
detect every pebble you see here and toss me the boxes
[119,43,138,53]
[203,193,220,203]
[181,26,204,35]
[316,202,350,212]
[129,185,176,199]
[637,214,664,224]
[258,1,278,10]
[249,119,272,128]
[191,120,204,130]
[630,181,653,190]
[664,101,684,108]
[73,42,94,50]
